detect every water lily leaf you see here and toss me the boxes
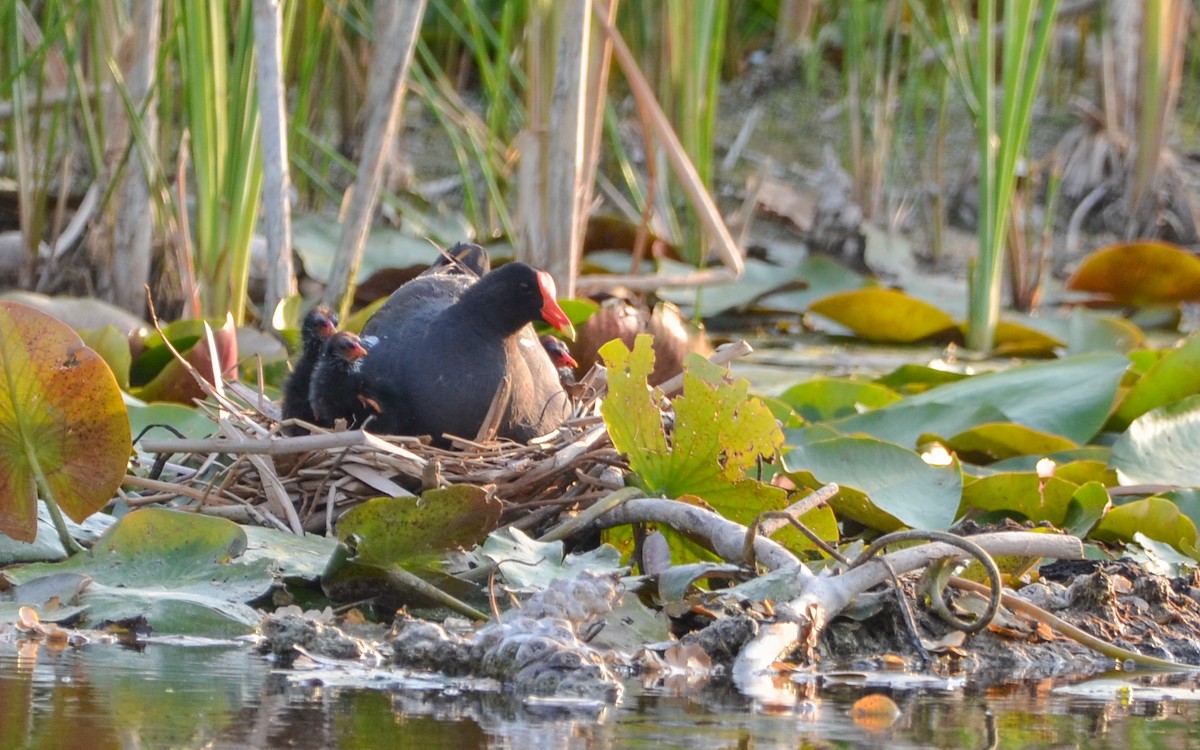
[944,423,1077,464]
[783,436,962,531]
[1092,496,1199,557]
[1067,240,1200,304]
[1067,308,1145,355]
[132,316,238,405]
[809,288,957,343]
[1111,395,1200,487]
[757,255,873,313]
[2,508,274,634]
[0,301,131,542]
[960,473,1078,525]
[476,527,622,590]
[989,449,1114,474]
[1063,481,1110,538]
[601,336,789,550]
[335,486,502,570]
[241,525,340,582]
[898,353,1128,444]
[78,325,133,389]
[1110,334,1200,430]
[127,402,215,445]
[778,377,901,421]
[293,214,468,284]
[791,402,1006,450]
[988,320,1064,357]
[874,364,968,394]
[660,257,806,316]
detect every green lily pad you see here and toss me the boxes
[944,423,1077,464]
[128,402,215,445]
[1063,481,1110,538]
[1110,334,1200,430]
[1111,395,1200,487]
[809,288,957,343]
[477,527,622,590]
[757,255,872,314]
[874,364,969,394]
[334,486,502,570]
[1067,240,1200,305]
[898,353,1128,444]
[1067,308,1145,355]
[960,473,1078,526]
[79,325,133,389]
[2,508,275,634]
[777,377,901,422]
[783,436,963,531]
[0,301,131,543]
[790,402,1006,450]
[1092,496,1199,557]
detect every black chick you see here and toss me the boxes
[309,331,376,428]
[282,306,338,433]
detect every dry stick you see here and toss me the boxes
[949,577,1200,672]
[321,0,427,317]
[539,486,645,543]
[474,374,513,444]
[581,0,744,294]
[218,420,304,535]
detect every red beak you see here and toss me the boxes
[536,271,576,340]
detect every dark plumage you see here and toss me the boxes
[309,331,374,427]
[360,261,574,444]
[540,334,579,386]
[430,241,491,278]
[282,306,338,431]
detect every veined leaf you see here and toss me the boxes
[0,302,130,542]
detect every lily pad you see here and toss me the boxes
[1111,395,1200,487]
[1067,240,1200,305]
[1092,496,1199,557]
[1,508,275,634]
[1110,334,1200,430]
[898,353,1129,444]
[960,473,1078,526]
[944,423,1077,464]
[809,288,958,343]
[1067,308,1145,355]
[778,377,902,421]
[334,486,503,570]
[0,301,131,542]
[477,527,622,590]
[783,436,963,531]
[757,255,872,313]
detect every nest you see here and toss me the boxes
[125,366,626,537]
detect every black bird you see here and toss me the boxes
[282,306,338,432]
[360,261,575,444]
[309,331,375,428]
[540,334,579,386]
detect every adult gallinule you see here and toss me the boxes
[282,306,338,432]
[309,331,376,427]
[360,261,574,444]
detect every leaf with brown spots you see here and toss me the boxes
[0,302,130,542]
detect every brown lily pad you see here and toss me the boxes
[809,288,957,343]
[1067,241,1200,305]
[0,301,130,542]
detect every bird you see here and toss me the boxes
[282,306,338,433]
[540,334,579,386]
[359,260,575,444]
[309,331,376,428]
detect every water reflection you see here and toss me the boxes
[1,642,1198,749]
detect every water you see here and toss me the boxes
[3,641,1200,749]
